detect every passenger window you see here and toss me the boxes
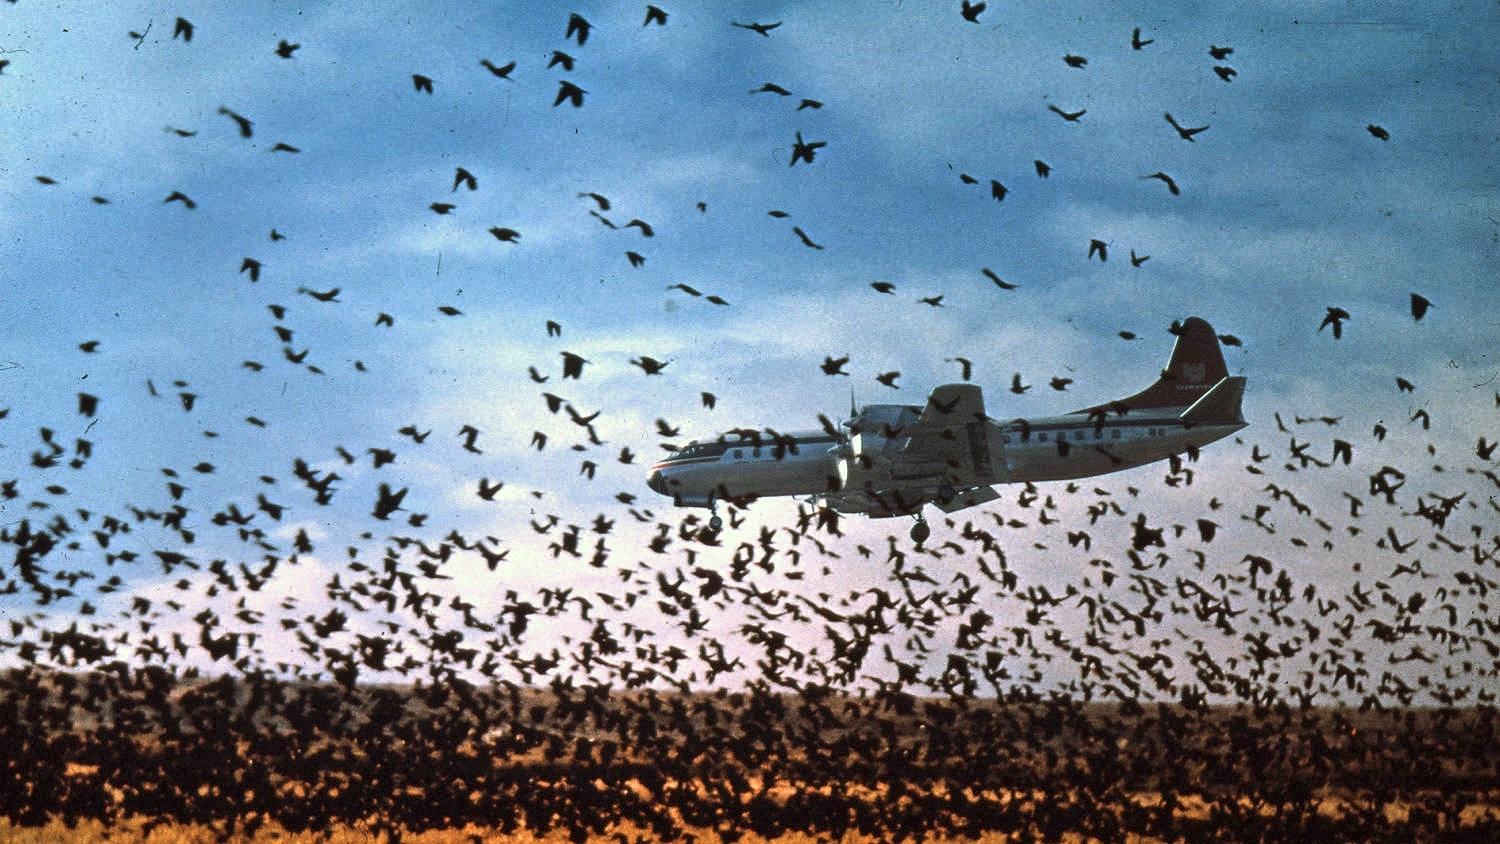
[1039,433,1048,442]
[734,449,743,459]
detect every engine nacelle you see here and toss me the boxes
[835,431,892,491]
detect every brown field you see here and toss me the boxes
[2,668,1497,843]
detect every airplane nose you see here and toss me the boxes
[646,468,666,495]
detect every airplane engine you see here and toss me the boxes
[835,430,893,491]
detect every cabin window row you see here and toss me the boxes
[1001,428,1126,444]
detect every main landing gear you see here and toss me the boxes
[910,513,930,545]
[707,496,723,532]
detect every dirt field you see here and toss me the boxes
[2,668,1496,843]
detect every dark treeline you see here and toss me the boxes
[2,667,1496,842]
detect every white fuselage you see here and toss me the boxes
[646,410,1245,515]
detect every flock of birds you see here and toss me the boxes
[2,5,1498,840]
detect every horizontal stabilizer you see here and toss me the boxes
[1178,376,1246,425]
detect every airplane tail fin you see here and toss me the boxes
[1076,317,1231,415]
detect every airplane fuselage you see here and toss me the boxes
[647,409,1244,514]
[645,317,1247,538]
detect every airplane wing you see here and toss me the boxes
[896,384,1007,486]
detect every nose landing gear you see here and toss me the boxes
[708,496,723,531]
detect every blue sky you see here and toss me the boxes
[2,2,1498,702]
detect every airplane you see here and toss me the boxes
[646,317,1246,543]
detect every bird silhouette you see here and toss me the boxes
[1142,171,1180,195]
[1164,112,1208,141]
[480,58,516,78]
[790,132,826,165]
[453,167,477,191]
[1088,239,1107,261]
[1048,104,1086,121]
[982,268,1017,289]
[1131,27,1154,49]
[644,6,668,26]
[821,356,850,376]
[412,74,434,93]
[554,80,586,107]
[274,40,299,58]
[217,107,253,137]
[960,1,986,23]
[172,17,193,41]
[1410,292,1432,321]
[1367,124,1390,140]
[732,21,782,36]
[565,13,591,46]
[1319,306,1350,339]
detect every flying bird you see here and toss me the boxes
[821,356,850,376]
[790,132,826,165]
[1142,171,1180,194]
[1034,160,1051,177]
[412,74,434,93]
[1130,250,1149,267]
[960,1,986,23]
[480,59,516,78]
[554,80,586,107]
[1213,65,1237,82]
[630,356,670,375]
[792,226,824,249]
[173,17,193,42]
[453,167,477,191]
[217,107,253,137]
[560,351,589,379]
[982,268,1016,289]
[163,191,196,209]
[1410,292,1432,321]
[871,281,896,294]
[566,13,591,46]
[1088,239,1107,261]
[548,51,575,70]
[1209,45,1234,59]
[274,40,299,58]
[644,6,668,26]
[1131,27,1154,49]
[990,180,1007,201]
[239,258,261,281]
[489,227,521,242]
[429,202,455,214]
[1048,104,1086,122]
[1164,112,1208,141]
[875,371,900,388]
[732,21,781,36]
[1010,373,1030,394]
[1319,306,1351,339]
[1367,124,1390,141]
[1063,54,1087,68]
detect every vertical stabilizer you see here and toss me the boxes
[1075,317,1230,415]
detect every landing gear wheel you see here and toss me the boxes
[708,497,723,532]
[910,516,930,545]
